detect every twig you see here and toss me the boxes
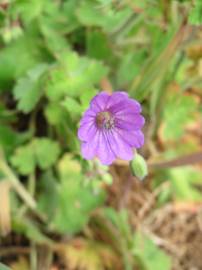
[138,182,170,220]
[114,151,202,169]
[100,78,113,94]
[149,151,202,169]
[0,246,30,257]
[119,173,135,209]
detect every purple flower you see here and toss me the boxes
[78,91,145,165]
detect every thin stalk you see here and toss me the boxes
[0,159,36,210]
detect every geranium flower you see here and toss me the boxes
[78,91,145,165]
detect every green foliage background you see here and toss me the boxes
[0,0,201,269]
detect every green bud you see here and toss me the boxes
[130,153,148,180]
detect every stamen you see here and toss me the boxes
[96,111,114,130]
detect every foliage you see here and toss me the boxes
[133,231,172,270]
[0,0,201,269]
[189,0,202,25]
[0,264,11,270]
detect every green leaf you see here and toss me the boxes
[13,217,52,245]
[133,231,172,270]
[77,1,132,33]
[129,25,180,101]
[38,171,58,220]
[0,263,12,270]
[76,1,104,28]
[11,138,60,175]
[11,144,36,175]
[116,50,147,87]
[58,154,81,178]
[53,178,105,234]
[86,30,111,60]
[189,0,202,25]
[44,102,65,125]
[10,0,45,25]
[13,64,49,113]
[34,138,60,169]
[38,1,74,54]
[0,125,22,156]
[80,88,97,110]
[169,167,202,201]
[161,92,197,140]
[45,51,108,101]
[0,31,46,89]
[51,154,105,234]
[62,97,82,116]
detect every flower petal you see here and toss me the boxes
[105,91,127,108]
[81,142,95,160]
[107,130,134,160]
[115,129,144,148]
[115,114,145,131]
[109,98,141,115]
[78,121,97,141]
[90,92,110,113]
[79,108,96,126]
[96,132,116,165]
[81,129,99,159]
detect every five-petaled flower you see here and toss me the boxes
[78,91,145,165]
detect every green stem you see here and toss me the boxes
[0,160,37,210]
[28,173,36,197]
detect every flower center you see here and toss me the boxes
[96,111,114,130]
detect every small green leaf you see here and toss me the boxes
[45,52,107,101]
[130,153,148,180]
[80,88,97,110]
[51,154,105,234]
[0,263,12,270]
[44,102,65,125]
[53,178,105,234]
[161,93,197,140]
[13,217,52,245]
[13,64,49,113]
[0,125,22,156]
[0,33,46,88]
[11,0,45,25]
[11,138,60,175]
[34,138,60,169]
[86,30,111,60]
[189,0,202,25]
[133,231,172,270]
[76,1,104,28]
[130,25,180,101]
[11,144,36,175]
[77,1,132,32]
[38,171,58,220]
[57,154,81,179]
[117,50,147,87]
[169,167,202,201]
[62,97,82,116]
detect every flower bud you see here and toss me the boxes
[130,153,148,180]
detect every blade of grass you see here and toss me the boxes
[129,21,187,101]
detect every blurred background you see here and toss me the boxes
[0,0,202,269]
